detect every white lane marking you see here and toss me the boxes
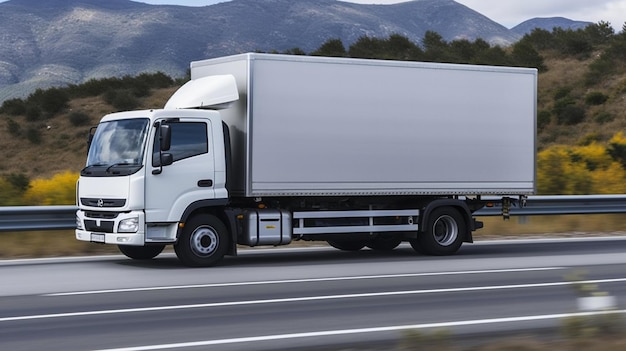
[45,267,564,296]
[4,277,626,323]
[92,309,626,351]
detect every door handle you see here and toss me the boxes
[197,179,213,187]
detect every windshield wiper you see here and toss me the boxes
[81,163,107,173]
[105,162,132,173]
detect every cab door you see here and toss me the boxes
[145,118,215,223]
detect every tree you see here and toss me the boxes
[348,36,386,59]
[0,98,27,115]
[584,21,614,46]
[448,39,475,63]
[521,28,555,51]
[475,45,511,66]
[422,31,449,62]
[28,88,69,117]
[385,34,423,61]
[311,38,347,57]
[511,40,546,71]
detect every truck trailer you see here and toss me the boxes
[75,53,537,267]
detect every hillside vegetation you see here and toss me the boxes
[2,23,626,205]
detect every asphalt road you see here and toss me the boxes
[1,237,625,351]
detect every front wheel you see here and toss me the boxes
[174,214,229,267]
[411,206,465,255]
[118,245,165,260]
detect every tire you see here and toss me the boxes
[327,239,367,251]
[366,234,402,251]
[174,214,229,267]
[118,245,165,260]
[413,206,465,255]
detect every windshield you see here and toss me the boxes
[86,118,150,167]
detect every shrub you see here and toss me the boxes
[595,111,614,124]
[585,54,614,86]
[104,89,139,111]
[68,111,91,126]
[537,146,592,194]
[6,118,21,136]
[25,105,42,121]
[537,110,551,130]
[25,127,42,144]
[27,88,69,117]
[607,131,626,167]
[553,86,573,100]
[0,178,25,206]
[6,173,30,192]
[552,96,575,117]
[0,98,27,115]
[129,80,151,98]
[556,105,586,125]
[22,171,78,205]
[577,132,601,146]
[585,91,609,105]
[135,72,174,89]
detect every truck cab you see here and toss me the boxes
[76,76,238,262]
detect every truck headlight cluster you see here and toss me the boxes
[118,217,139,233]
[76,216,85,231]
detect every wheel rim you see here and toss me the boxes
[432,215,458,246]
[190,226,219,256]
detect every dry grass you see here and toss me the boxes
[477,213,626,238]
[537,53,626,148]
[0,230,118,258]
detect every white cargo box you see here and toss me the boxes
[190,53,536,197]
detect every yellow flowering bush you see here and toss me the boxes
[22,171,78,205]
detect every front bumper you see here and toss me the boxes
[75,210,145,246]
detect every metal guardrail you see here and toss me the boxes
[475,195,626,216]
[1,195,626,232]
[0,205,77,232]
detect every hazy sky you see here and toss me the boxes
[136,0,626,30]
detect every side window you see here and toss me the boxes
[153,122,208,166]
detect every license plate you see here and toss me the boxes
[91,233,105,243]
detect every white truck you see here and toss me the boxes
[75,53,537,267]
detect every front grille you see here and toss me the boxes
[85,220,115,233]
[81,198,126,208]
[85,211,119,219]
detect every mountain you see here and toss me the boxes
[0,0,586,103]
[511,17,593,36]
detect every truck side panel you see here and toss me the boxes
[191,54,536,197]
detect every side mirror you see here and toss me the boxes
[161,153,173,167]
[86,126,97,154]
[160,124,171,151]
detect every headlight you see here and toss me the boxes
[76,215,85,230]
[118,217,139,233]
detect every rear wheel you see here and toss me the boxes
[411,206,465,255]
[118,245,165,260]
[366,234,402,251]
[174,214,229,267]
